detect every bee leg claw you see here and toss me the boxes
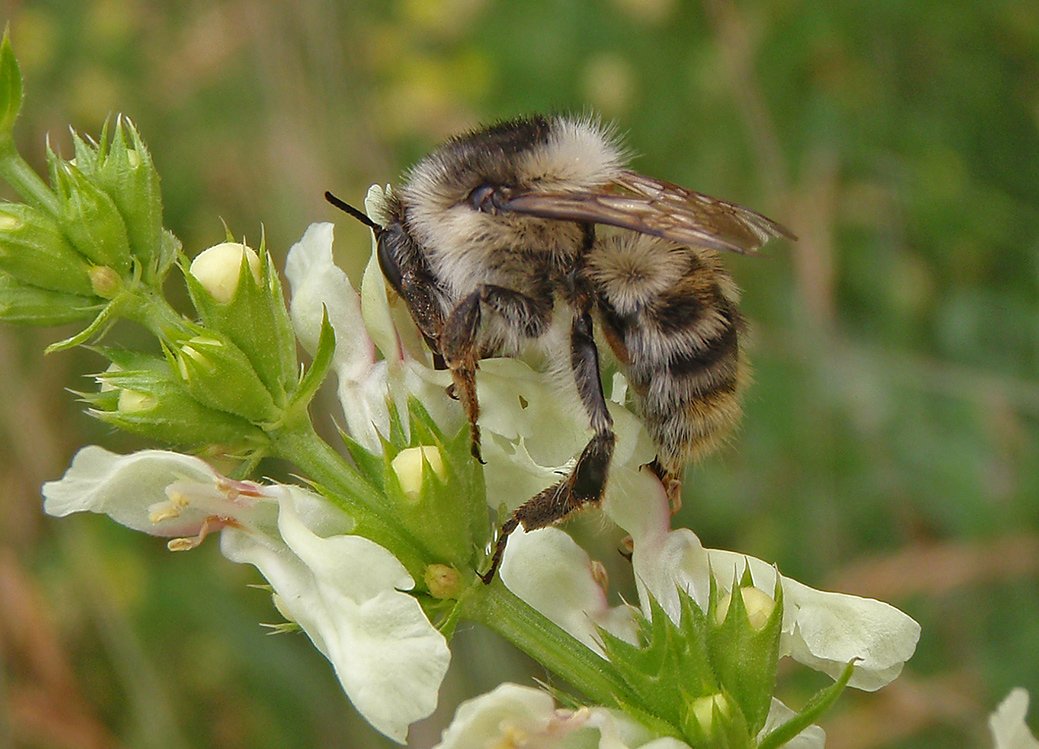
[479,516,520,583]
[647,458,683,513]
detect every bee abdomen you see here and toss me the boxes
[593,246,746,474]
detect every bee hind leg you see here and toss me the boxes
[481,309,616,583]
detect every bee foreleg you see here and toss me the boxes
[480,309,616,583]
[441,290,485,463]
[441,285,554,465]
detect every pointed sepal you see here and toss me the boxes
[0,27,23,141]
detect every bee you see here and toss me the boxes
[326,114,793,581]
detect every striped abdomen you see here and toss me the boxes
[586,234,747,479]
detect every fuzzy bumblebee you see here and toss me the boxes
[326,114,794,580]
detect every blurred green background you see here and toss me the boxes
[1,0,1037,747]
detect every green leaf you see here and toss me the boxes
[0,27,23,139]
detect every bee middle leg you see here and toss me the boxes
[440,284,553,463]
[481,308,615,583]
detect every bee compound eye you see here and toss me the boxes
[467,183,497,212]
[467,183,515,214]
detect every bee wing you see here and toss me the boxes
[500,169,796,255]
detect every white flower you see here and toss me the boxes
[990,689,1039,749]
[42,446,450,743]
[610,469,920,692]
[433,683,692,749]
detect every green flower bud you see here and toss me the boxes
[51,156,132,273]
[169,332,280,423]
[0,271,99,325]
[92,118,166,279]
[682,691,750,747]
[91,354,269,450]
[0,202,95,295]
[0,29,23,140]
[184,240,297,398]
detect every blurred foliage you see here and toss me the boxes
[0,0,1037,747]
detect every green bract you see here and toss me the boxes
[342,398,489,585]
[596,578,783,747]
[80,118,169,281]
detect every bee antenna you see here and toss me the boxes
[324,191,383,234]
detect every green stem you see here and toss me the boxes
[462,577,637,709]
[267,417,429,575]
[0,138,58,215]
[123,286,193,340]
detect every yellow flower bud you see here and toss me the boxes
[189,242,261,303]
[117,388,157,413]
[391,446,446,499]
[691,693,731,733]
[716,585,776,630]
[424,564,461,600]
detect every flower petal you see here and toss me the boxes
[285,222,394,451]
[990,689,1039,749]
[500,527,636,652]
[44,446,448,743]
[433,684,557,749]
[221,486,450,743]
